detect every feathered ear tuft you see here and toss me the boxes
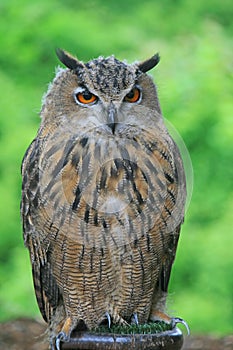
[138,53,160,73]
[55,48,84,70]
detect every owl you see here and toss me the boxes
[21,49,188,349]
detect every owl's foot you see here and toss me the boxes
[149,310,172,323]
[51,316,73,350]
[149,311,190,335]
[55,331,69,350]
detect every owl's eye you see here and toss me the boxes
[74,88,98,105]
[124,87,141,103]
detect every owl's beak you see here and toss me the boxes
[107,102,117,134]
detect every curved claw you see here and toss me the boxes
[105,312,111,328]
[132,312,139,325]
[50,340,56,350]
[55,331,69,350]
[171,317,190,335]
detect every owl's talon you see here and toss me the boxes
[55,331,69,350]
[132,312,139,325]
[171,317,190,335]
[50,340,56,350]
[105,312,111,328]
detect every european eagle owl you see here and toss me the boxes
[21,49,187,349]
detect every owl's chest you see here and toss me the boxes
[39,133,170,248]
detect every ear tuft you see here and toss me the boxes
[55,48,84,70]
[138,53,160,73]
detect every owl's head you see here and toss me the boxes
[42,49,162,134]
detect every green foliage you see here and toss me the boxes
[0,0,232,336]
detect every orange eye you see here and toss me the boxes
[124,87,141,103]
[74,89,98,105]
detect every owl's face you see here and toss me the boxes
[42,49,162,136]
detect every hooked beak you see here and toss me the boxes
[107,102,117,134]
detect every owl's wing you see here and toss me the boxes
[158,140,186,293]
[159,225,181,293]
[21,138,61,323]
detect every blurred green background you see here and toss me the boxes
[0,0,232,336]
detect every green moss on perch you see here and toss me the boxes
[94,321,173,335]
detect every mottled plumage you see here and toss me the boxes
[21,49,187,349]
